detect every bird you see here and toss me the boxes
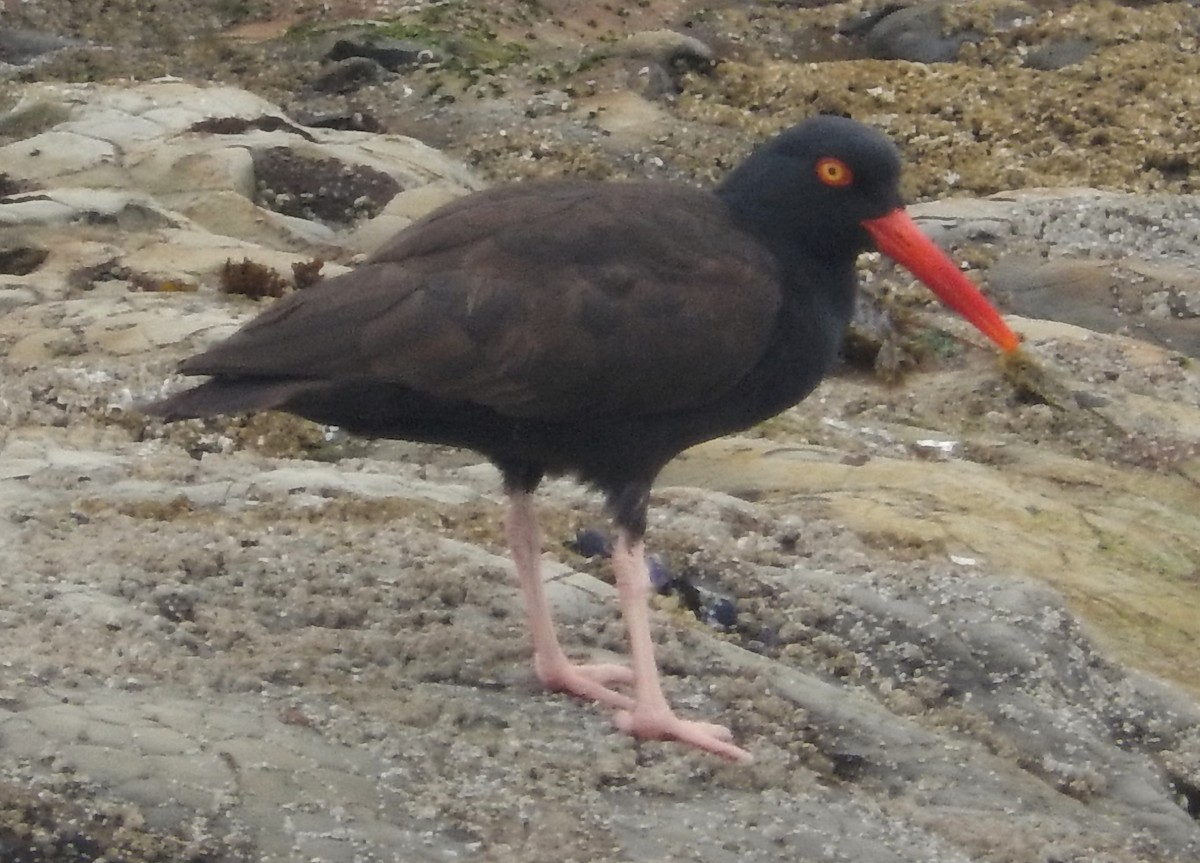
[146,115,1020,762]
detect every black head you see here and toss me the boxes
[716,115,905,263]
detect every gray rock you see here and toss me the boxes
[988,255,1200,357]
[858,2,981,63]
[0,26,81,67]
[312,56,386,95]
[619,29,716,70]
[912,190,1200,357]
[1024,36,1098,70]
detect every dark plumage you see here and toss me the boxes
[148,115,1018,761]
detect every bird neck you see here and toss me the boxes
[703,255,857,432]
[716,187,869,271]
[712,186,860,402]
[776,252,858,371]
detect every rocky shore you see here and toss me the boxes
[1,1,1198,861]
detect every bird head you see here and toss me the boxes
[718,115,1019,354]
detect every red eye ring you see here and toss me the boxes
[816,157,854,188]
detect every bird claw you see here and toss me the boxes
[535,657,635,710]
[613,707,752,762]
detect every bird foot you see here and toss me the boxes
[535,656,635,710]
[614,706,752,762]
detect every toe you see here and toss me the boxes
[613,709,751,762]
[535,659,635,710]
[573,663,635,687]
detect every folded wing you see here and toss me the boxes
[174,181,784,421]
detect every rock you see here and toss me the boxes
[988,255,1200,357]
[619,29,715,70]
[1023,36,1098,70]
[0,283,42,310]
[0,26,80,67]
[911,189,1200,358]
[311,56,385,94]
[325,36,438,71]
[0,243,48,274]
[855,2,981,63]
[607,29,716,98]
[344,179,468,252]
[0,80,483,295]
[294,110,384,134]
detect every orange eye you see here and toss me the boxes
[816,157,853,188]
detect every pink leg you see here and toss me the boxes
[610,530,752,762]
[505,492,634,710]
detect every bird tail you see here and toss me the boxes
[142,378,307,421]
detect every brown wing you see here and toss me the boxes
[179,180,783,421]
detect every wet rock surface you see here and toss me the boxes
[1,1,1200,861]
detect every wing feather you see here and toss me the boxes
[179,180,783,421]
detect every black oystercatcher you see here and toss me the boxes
[147,116,1019,762]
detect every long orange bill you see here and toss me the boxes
[862,208,1020,354]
